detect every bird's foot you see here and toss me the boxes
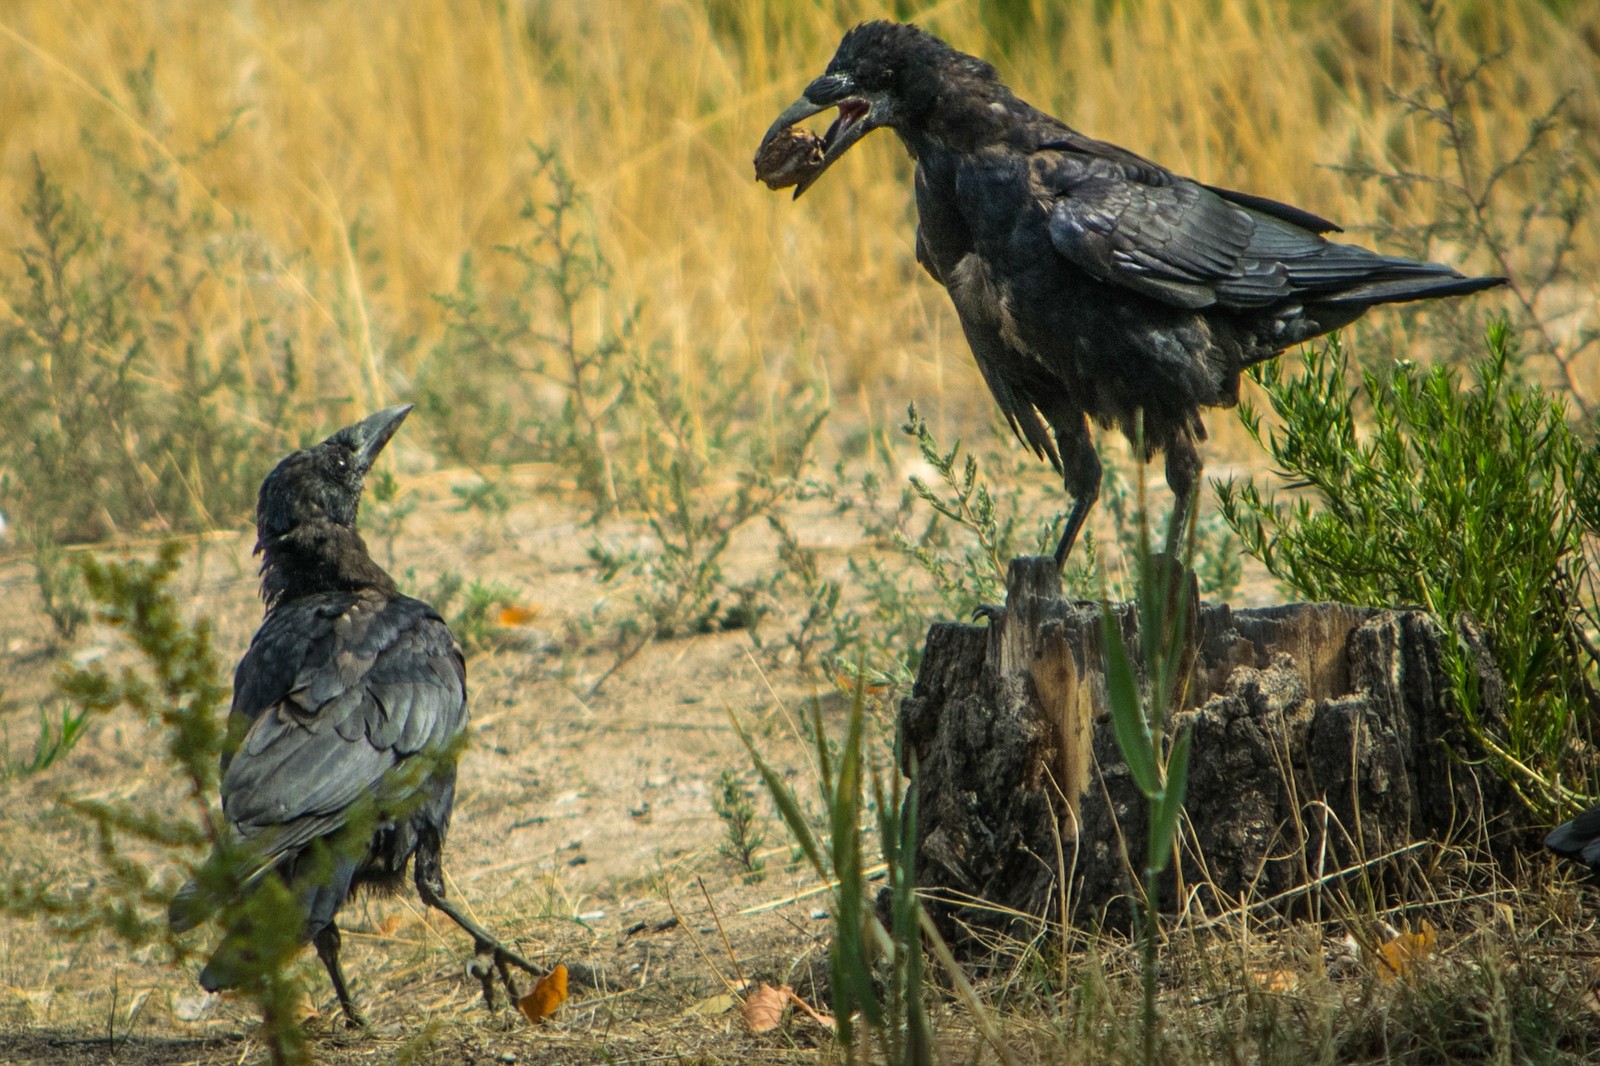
[971,603,1004,625]
[419,880,543,1012]
[467,954,501,1010]
[467,937,541,1011]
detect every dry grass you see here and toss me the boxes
[1,0,1594,449]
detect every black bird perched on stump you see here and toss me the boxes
[757,21,1504,566]
[170,405,538,1025]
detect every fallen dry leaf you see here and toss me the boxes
[375,914,406,937]
[518,964,568,1023]
[831,669,891,697]
[742,982,790,1033]
[1376,921,1437,983]
[291,987,319,1024]
[684,992,739,1016]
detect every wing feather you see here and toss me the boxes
[218,593,467,866]
[1037,145,1468,313]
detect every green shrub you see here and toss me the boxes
[0,136,314,546]
[737,685,934,1062]
[777,404,1241,693]
[710,769,767,882]
[1218,322,1600,812]
[416,145,827,685]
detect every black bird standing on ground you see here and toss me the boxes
[758,21,1504,566]
[170,405,537,1025]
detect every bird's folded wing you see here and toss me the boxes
[1039,150,1419,313]
[220,598,467,860]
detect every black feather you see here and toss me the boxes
[169,406,506,1022]
[771,21,1504,565]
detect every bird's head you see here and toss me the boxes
[254,404,412,551]
[758,21,970,197]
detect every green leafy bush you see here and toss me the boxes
[1100,499,1195,1066]
[1218,322,1600,811]
[0,149,310,547]
[738,687,935,1062]
[710,768,767,882]
[416,145,826,683]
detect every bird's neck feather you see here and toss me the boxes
[258,522,397,607]
[900,71,1034,155]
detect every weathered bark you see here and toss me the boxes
[898,557,1520,939]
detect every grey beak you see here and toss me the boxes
[760,96,831,154]
[762,92,886,199]
[345,404,413,472]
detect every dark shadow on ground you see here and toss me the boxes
[0,1029,243,1065]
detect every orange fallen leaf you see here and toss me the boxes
[291,987,319,1024]
[375,914,406,937]
[518,964,568,1023]
[742,982,790,1033]
[1376,921,1436,983]
[497,605,541,626]
[1250,969,1299,993]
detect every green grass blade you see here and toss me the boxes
[730,713,826,880]
[1147,727,1192,874]
[1101,604,1160,797]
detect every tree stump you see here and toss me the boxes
[898,557,1521,939]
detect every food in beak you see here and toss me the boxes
[754,126,826,190]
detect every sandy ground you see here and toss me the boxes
[0,464,890,1064]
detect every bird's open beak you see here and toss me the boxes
[759,79,887,199]
[345,404,413,473]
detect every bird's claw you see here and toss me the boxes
[971,603,1003,625]
[468,954,501,1009]
[470,939,541,1011]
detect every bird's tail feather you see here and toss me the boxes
[195,855,360,991]
[169,853,278,934]
[1314,272,1505,308]
[169,814,345,932]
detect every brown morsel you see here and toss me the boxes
[754,127,825,190]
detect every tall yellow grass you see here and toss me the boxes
[0,0,1594,444]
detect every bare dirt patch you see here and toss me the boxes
[0,468,861,1064]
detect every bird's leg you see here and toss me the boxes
[1163,439,1202,560]
[413,841,539,1010]
[1053,497,1094,570]
[1052,416,1102,570]
[420,885,540,1006]
[312,923,365,1028]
